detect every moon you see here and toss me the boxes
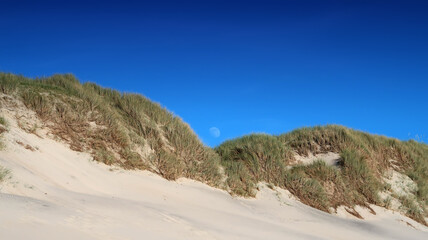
[209,127,221,138]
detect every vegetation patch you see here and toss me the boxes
[0,73,222,187]
[0,116,7,150]
[216,134,293,196]
[0,116,7,127]
[0,166,10,182]
[399,196,426,225]
[217,126,428,225]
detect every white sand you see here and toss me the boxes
[384,169,418,197]
[294,152,342,166]
[1,112,427,240]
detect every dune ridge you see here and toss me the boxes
[1,73,428,239]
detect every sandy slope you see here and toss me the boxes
[0,113,427,240]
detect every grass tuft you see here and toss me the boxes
[216,134,292,196]
[0,116,7,126]
[0,166,10,182]
[340,149,382,205]
[399,196,427,225]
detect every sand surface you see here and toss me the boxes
[294,152,342,166]
[1,113,427,240]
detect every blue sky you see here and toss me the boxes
[1,0,427,146]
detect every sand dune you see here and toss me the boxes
[1,113,427,240]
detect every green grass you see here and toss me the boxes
[284,165,331,211]
[216,134,293,196]
[340,149,382,205]
[285,161,347,210]
[0,73,20,94]
[0,116,7,126]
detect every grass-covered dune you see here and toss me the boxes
[0,73,222,186]
[1,73,427,225]
[216,126,428,224]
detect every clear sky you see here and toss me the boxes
[1,0,427,146]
